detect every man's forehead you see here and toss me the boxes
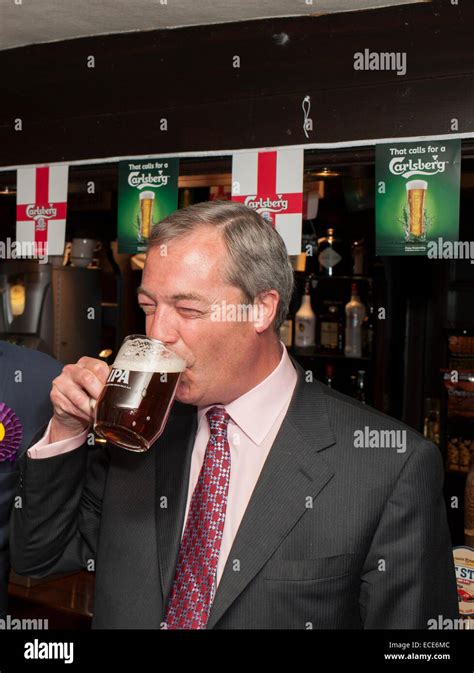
[145,235,224,268]
[142,237,226,289]
[137,286,210,302]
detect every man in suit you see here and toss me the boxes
[11,201,458,629]
[0,340,62,618]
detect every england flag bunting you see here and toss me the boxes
[16,165,69,257]
[231,149,303,255]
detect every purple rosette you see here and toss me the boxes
[0,403,23,463]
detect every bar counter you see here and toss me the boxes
[8,571,93,630]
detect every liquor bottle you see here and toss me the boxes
[317,228,344,277]
[355,370,366,404]
[279,310,294,348]
[295,280,316,348]
[324,363,335,388]
[319,303,343,353]
[423,398,440,446]
[465,451,474,547]
[351,238,367,276]
[344,283,366,358]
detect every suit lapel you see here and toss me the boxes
[206,363,336,629]
[154,401,197,611]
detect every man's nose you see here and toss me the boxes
[147,306,179,345]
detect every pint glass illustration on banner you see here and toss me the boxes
[139,191,155,240]
[406,179,428,238]
[94,335,186,452]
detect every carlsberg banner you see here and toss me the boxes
[376,140,460,256]
[118,158,179,253]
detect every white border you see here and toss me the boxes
[0,131,472,172]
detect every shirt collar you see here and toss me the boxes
[197,342,297,446]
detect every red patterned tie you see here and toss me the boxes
[163,406,231,629]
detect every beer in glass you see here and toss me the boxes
[94,335,186,452]
[139,191,155,240]
[406,180,428,237]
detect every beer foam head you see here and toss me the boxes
[406,180,428,190]
[140,190,155,200]
[114,336,186,373]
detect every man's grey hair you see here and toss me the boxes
[148,200,295,332]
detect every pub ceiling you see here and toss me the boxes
[0,0,429,51]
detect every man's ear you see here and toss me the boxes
[253,290,280,334]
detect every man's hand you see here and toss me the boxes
[50,357,110,443]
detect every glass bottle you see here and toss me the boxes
[324,363,335,389]
[317,228,343,277]
[319,304,343,354]
[279,310,294,348]
[295,281,316,348]
[423,398,440,446]
[351,238,367,276]
[355,370,366,404]
[344,283,366,358]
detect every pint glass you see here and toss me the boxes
[406,180,428,237]
[139,191,155,240]
[93,335,186,452]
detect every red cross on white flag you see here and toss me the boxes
[231,149,303,255]
[209,185,231,201]
[16,165,69,257]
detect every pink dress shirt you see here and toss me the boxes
[28,343,298,587]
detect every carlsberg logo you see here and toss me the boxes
[26,205,57,218]
[244,195,288,213]
[128,171,169,189]
[107,368,130,385]
[389,156,447,179]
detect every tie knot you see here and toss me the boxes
[206,406,230,437]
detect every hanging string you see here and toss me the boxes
[302,95,311,139]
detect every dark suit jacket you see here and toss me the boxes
[10,358,459,629]
[0,341,62,617]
